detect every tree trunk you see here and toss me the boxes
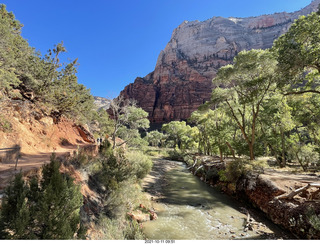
[226,141,235,159]
[249,142,255,160]
[219,147,223,162]
[280,128,286,167]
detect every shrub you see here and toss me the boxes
[218,159,248,183]
[167,149,184,161]
[0,115,12,132]
[126,151,153,180]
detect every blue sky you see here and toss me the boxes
[1,0,313,98]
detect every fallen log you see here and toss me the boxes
[275,182,320,200]
[187,158,198,170]
[275,184,310,200]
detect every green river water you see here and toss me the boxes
[142,161,293,240]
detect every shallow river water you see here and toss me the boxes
[142,161,292,240]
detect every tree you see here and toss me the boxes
[162,121,198,150]
[258,93,295,167]
[145,130,167,147]
[107,96,149,148]
[0,173,30,239]
[272,9,320,95]
[212,49,277,160]
[0,4,34,96]
[190,108,234,160]
[0,156,83,240]
[37,156,83,239]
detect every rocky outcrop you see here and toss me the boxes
[94,96,110,110]
[120,0,320,123]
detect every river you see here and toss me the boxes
[142,159,293,240]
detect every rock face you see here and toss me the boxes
[94,96,110,110]
[120,0,320,123]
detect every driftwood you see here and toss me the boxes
[275,183,320,200]
[244,211,260,232]
[187,158,198,170]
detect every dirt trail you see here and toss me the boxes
[260,168,320,194]
[0,143,97,193]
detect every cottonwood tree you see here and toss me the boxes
[107,96,149,149]
[212,49,277,160]
[258,93,295,167]
[272,9,320,95]
[145,130,167,147]
[162,121,198,150]
[190,108,234,160]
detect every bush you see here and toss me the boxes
[126,151,153,180]
[219,159,248,183]
[167,149,184,161]
[0,115,12,132]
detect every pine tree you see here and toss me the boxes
[0,156,84,240]
[0,173,31,239]
[37,155,83,239]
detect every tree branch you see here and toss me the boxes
[284,90,320,96]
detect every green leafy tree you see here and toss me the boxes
[145,130,167,147]
[212,49,277,160]
[272,9,320,95]
[108,96,150,148]
[259,93,295,166]
[162,121,198,150]
[37,156,83,239]
[190,108,234,160]
[0,4,34,96]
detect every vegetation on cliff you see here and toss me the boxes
[0,4,94,124]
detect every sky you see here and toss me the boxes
[1,0,313,98]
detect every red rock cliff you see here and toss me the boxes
[120,0,320,123]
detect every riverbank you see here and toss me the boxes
[186,156,320,239]
[142,157,293,240]
[142,158,179,202]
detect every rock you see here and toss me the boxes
[75,124,95,143]
[120,0,320,123]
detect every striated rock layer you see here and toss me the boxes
[120,0,320,123]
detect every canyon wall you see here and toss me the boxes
[120,0,320,123]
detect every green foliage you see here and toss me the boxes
[145,130,167,147]
[125,151,153,180]
[212,49,278,160]
[38,157,83,239]
[162,121,198,150]
[190,108,234,159]
[0,5,95,123]
[90,108,114,138]
[0,173,30,239]
[219,160,247,183]
[108,96,150,149]
[167,149,185,161]
[0,115,12,132]
[0,4,32,95]
[0,156,83,240]
[95,140,152,193]
[272,11,320,94]
[124,217,145,240]
[218,159,267,183]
